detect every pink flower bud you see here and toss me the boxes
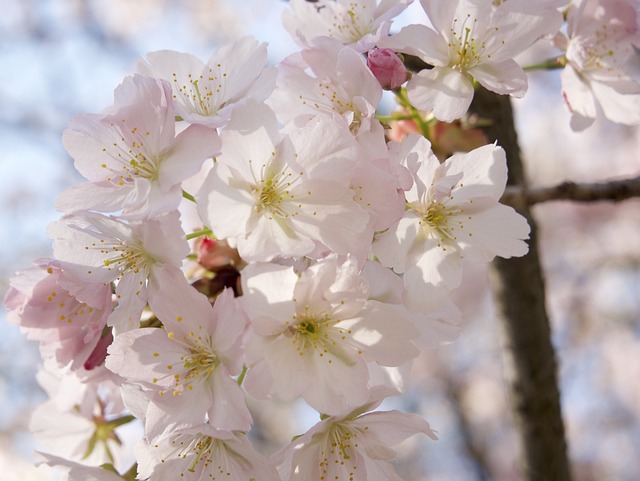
[195,236,242,271]
[367,48,408,90]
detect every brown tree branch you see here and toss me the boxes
[468,89,573,481]
[503,175,640,206]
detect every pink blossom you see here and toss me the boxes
[558,0,640,129]
[284,0,412,52]
[137,36,274,128]
[48,211,189,332]
[241,256,420,415]
[106,272,251,439]
[58,75,220,219]
[273,390,437,481]
[373,135,530,300]
[136,424,279,481]
[380,0,563,121]
[4,259,112,370]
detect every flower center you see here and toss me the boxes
[449,16,486,71]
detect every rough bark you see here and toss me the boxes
[468,88,572,481]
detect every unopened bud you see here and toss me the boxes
[367,48,408,90]
[196,236,242,271]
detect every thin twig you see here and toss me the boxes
[502,175,640,206]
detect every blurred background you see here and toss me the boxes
[1,1,639,480]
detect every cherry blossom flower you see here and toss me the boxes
[273,390,437,481]
[136,424,279,481]
[373,135,530,298]
[557,0,640,130]
[381,0,563,121]
[4,258,112,370]
[137,36,275,128]
[241,255,420,415]
[197,101,370,262]
[268,36,382,134]
[106,274,251,439]
[58,75,220,219]
[48,211,189,332]
[284,0,412,52]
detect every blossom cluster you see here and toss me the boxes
[4,0,640,480]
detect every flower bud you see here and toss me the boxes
[195,236,242,271]
[367,48,408,90]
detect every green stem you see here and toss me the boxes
[523,56,567,71]
[236,365,247,386]
[375,113,416,122]
[182,189,197,203]
[393,88,432,138]
[186,227,213,240]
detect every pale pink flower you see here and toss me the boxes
[105,274,251,439]
[273,390,437,481]
[241,255,420,415]
[197,101,370,262]
[137,36,274,128]
[4,259,112,370]
[48,211,189,332]
[284,0,412,52]
[136,424,279,481]
[381,0,563,121]
[373,135,530,298]
[367,47,408,89]
[268,36,382,133]
[58,75,220,219]
[558,0,640,130]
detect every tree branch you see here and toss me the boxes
[503,175,640,206]
[468,89,573,481]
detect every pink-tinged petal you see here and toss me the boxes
[110,274,147,332]
[407,67,474,122]
[197,164,256,240]
[265,335,314,400]
[219,101,281,179]
[354,410,438,445]
[489,0,563,61]
[592,80,640,125]
[336,46,383,103]
[158,124,220,190]
[347,301,419,366]
[56,181,137,215]
[145,388,210,440]
[442,144,508,202]
[241,263,298,336]
[208,370,253,431]
[105,327,179,384]
[468,59,528,97]
[139,211,190,265]
[407,243,463,292]
[288,117,359,182]
[303,347,370,415]
[378,23,450,66]
[372,214,421,274]
[419,0,459,38]
[238,213,316,261]
[457,201,530,261]
[242,357,273,399]
[361,260,405,305]
[210,288,248,355]
[561,65,598,126]
[147,265,213,335]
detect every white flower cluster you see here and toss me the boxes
[5,0,640,480]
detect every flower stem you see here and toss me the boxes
[186,227,213,240]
